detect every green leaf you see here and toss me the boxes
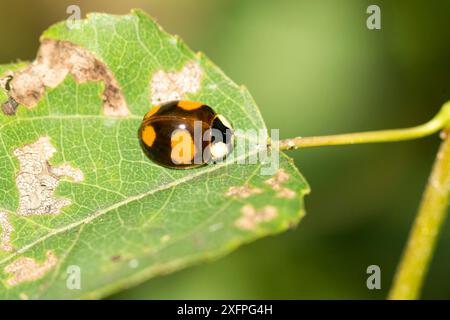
[0,10,309,299]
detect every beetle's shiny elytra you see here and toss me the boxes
[138,100,233,169]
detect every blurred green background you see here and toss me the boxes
[1,0,449,299]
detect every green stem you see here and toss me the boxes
[278,101,450,150]
[278,101,450,299]
[389,130,450,299]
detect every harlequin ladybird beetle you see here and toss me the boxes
[138,100,233,169]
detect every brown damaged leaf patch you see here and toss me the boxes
[14,136,83,216]
[225,184,263,199]
[1,97,19,115]
[4,251,58,287]
[3,39,129,116]
[265,169,296,199]
[151,60,202,105]
[235,205,278,230]
[0,212,14,252]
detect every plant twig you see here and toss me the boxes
[278,101,450,150]
[277,101,450,299]
[388,129,450,299]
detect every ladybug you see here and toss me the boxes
[138,100,234,169]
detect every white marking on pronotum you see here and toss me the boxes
[217,114,232,131]
[235,205,278,230]
[13,136,84,216]
[210,142,229,160]
[151,61,202,105]
[4,251,58,287]
[0,212,13,252]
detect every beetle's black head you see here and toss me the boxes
[210,114,234,160]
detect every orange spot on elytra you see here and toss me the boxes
[144,106,160,119]
[178,101,203,111]
[142,125,156,147]
[171,129,195,164]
